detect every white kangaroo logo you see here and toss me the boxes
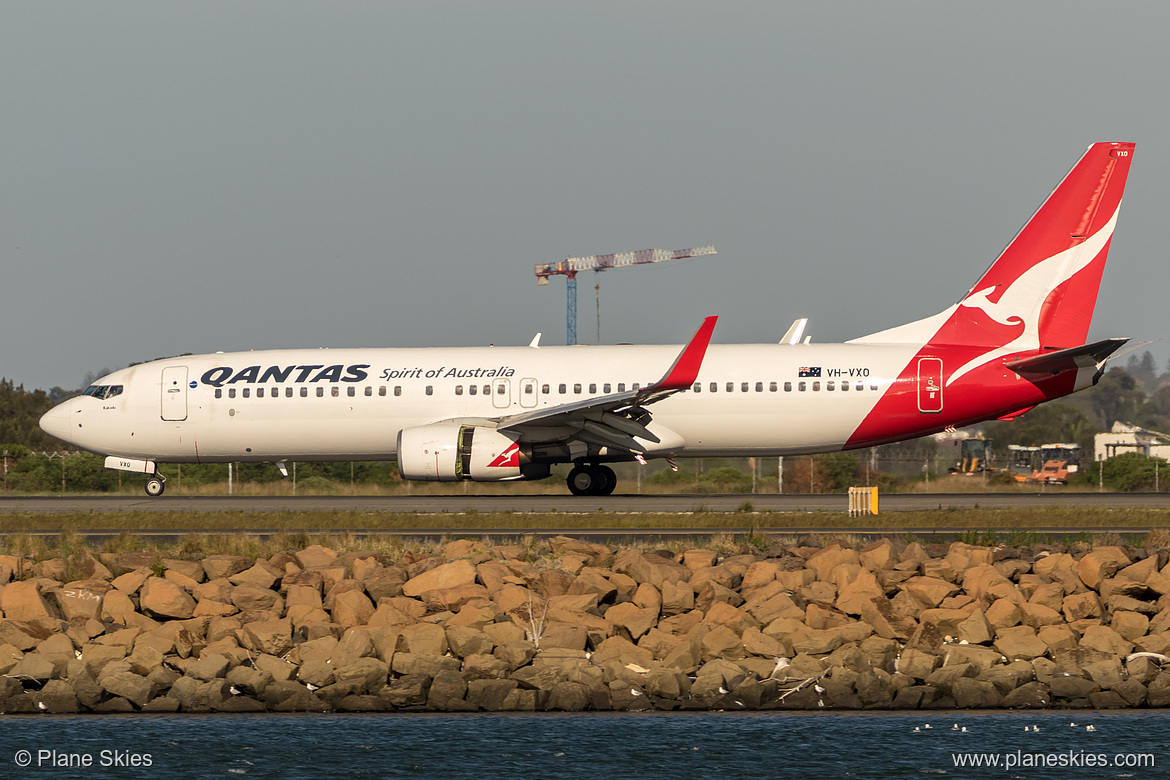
[947,205,1119,386]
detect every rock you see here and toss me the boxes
[1,581,57,621]
[403,559,478,597]
[294,545,338,570]
[241,618,294,657]
[1077,547,1131,590]
[1001,681,1050,709]
[952,677,1001,708]
[100,672,157,708]
[139,577,196,620]
[467,679,519,711]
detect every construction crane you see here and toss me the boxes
[535,245,716,345]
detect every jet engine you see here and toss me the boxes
[396,424,548,481]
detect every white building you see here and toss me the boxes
[1094,422,1170,462]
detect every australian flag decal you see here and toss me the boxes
[798,366,821,378]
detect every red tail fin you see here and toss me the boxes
[852,143,1135,375]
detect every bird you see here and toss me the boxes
[718,686,729,695]
[1069,722,1078,728]
[1086,725,1096,732]
[952,723,959,731]
[961,727,968,733]
[229,686,242,696]
[630,688,642,697]
[305,683,319,692]
[913,727,921,733]
[814,684,825,694]
[1031,725,1039,732]
[37,702,47,712]
[923,724,933,730]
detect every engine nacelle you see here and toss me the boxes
[397,424,546,482]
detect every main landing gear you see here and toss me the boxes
[567,464,617,496]
[144,474,166,497]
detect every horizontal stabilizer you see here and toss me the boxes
[1004,338,1129,377]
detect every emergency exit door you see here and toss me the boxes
[917,358,943,413]
[161,366,189,421]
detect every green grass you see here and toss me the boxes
[1,507,1169,534]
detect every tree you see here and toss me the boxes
[983,403,1097,453]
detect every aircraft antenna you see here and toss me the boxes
[535,245,716,345]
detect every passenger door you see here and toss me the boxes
[161,366,189,421]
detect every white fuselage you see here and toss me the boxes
[42,341,921,464]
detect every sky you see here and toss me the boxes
[3,1,1168,391]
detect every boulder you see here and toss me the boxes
[139,578,196,620]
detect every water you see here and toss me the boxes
[0,711,1165,779]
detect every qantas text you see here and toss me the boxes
[200,364,371,388]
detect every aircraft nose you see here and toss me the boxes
[39,399,78,445]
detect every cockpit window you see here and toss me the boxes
[82,384,123,400]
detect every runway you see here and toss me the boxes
[3,491,1170,514]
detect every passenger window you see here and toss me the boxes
[300,387,308,397]
[812,382,820,391]
[589,383,597,394]
[870,384,878,391]
[379,386,386,397]
[603,383,611,393]
[215,389,222,399]
[741,382,749,392]
[365,386,372,397]
[524,384,534,394]
[770,382,778,392]
[347,387,355,397]
[316,387,324,397]
[710,383,718,392]
[798,382,806,392]
[258,387,266,398]
[784,382,792,392]
[574,383,582,394]
[826,381,834,391]
[842,382,849,392]
[482,385,489,395]
[726,382,733,392]
[855,383,863,392]
[426,386,434,396]
[286,387,293,398]
[469,384,477,395]
[228,389,236,399]
[497,384,505,395]
[243,388,251,398]
[693,383,701,392]
[455,386,463,396]
[559,383,567,394]
[541,384,549,394]
[394,386,402,396]
[332,387,340,397]
[755,382,763,392]
[618,383,625,392]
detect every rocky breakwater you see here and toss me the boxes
[2,536,1170,713]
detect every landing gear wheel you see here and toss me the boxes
[596,465,617,495]
[567,465,618,496]
[567,466,597,496]
[144,476,166,497]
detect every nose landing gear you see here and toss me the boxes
[566,464,617,496]
[144,474,166,497]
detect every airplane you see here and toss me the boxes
[40,141,1136,497]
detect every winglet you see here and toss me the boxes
[652,316,718,391]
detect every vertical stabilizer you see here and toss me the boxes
[851,142,1135,373]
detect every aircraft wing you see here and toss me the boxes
[473,316,717,453]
